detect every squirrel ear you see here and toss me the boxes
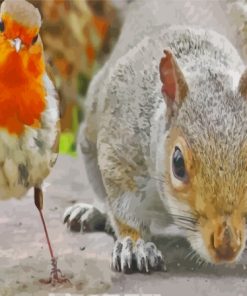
[238,69,247,98]
[159,49,189,115]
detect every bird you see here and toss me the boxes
[0,0,68,286]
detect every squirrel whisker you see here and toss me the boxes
[150,176,166,184]
[173,223,197,233]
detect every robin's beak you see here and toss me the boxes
[11,38,22,52]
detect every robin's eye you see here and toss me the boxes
[172,147,187,181]
[32,35,38,45]
[0,21,5,32]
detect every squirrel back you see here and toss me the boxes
[84,0,243,143]
[86,26,245,169]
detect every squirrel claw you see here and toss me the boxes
[63,203,107,233]
[111,237,166,273]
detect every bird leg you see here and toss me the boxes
[34,186,70,286]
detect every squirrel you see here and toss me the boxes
[64,0,247,273]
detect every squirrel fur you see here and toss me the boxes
[65,0,247,271]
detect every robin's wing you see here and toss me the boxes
[45,63,63,167]
[46,62,65,118]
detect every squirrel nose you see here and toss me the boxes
[210,226,241,261]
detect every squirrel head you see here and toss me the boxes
[160,49,247,264]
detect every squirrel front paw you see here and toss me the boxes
[63,203,107,232]
[111,237,166,273]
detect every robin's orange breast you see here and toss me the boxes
[0,37,46,135]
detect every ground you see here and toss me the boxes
[1,155,247,296]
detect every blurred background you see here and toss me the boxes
[27,0,126,156]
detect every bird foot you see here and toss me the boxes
[39,257,71,286]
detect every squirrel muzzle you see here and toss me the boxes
[202,216,244,264]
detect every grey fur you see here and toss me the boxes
[70,0,247,269]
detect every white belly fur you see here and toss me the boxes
[0,74,59,200]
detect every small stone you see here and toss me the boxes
[70,200,77,204]
[50,207,58,211]
[75,282,84,290]
[176,262,180,267]
[243,265,247,270]
[80,246,86,251]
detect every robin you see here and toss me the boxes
[0,0,68,285]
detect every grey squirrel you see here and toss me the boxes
[64,0,247,273]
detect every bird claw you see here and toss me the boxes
[39,257,71,286]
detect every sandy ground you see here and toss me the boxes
[0,155,114,296]
[1,155,247,296]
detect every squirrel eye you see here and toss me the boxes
[172,147,187,181]
[32,35,38,45]
[0,21,5,32]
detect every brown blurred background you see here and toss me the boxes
[14,0,124,155]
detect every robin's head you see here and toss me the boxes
[0,0,44,80]
[0,0,42,52]
[0,0,46,135]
